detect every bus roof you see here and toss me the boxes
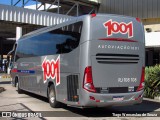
[20,14,139,40]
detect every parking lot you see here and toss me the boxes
[0,74,160,120]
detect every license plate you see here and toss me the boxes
[113,96,124,101]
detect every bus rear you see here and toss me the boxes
[80,14,145,107]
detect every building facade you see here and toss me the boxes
[98,0,160,66]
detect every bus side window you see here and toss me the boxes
[56,21,83,54]
[11,44,17,62]
[15,21,83,58]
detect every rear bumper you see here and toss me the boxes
[80,90,143,107]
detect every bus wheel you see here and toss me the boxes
[15,78,23,94]
[48,84,60,108]
[11,78,15,87]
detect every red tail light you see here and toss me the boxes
[137,67,145,91]
[83,66,96,93]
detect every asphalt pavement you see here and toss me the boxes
[0,73,160,120]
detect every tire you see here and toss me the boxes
[11,78,15,87]
[15,78,23,94]
[14,78,17,87]
[48,84,60,108]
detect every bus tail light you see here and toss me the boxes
[137,67,145,91]
[83,66,96,93]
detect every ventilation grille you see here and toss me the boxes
[96,53,139,64]
[67,75,79,102]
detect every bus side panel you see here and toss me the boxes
[12,56,48,97]
[77,16,91,106]
[79,41,92,106]
[54,48,80,104]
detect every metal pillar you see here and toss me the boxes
[13,0,21,6]
[36,0,38,10]
[76,3,79,16]
[66,3,77,15]
[16,27,22,40]
[57,0,60,14]
[46,0,57,11]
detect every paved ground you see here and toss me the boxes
[0,74,160,120]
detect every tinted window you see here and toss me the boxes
[16,21,83,60]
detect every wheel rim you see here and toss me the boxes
[16,82,18,88]
[49,90,55,103]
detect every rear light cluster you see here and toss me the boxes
[137,67,145,91]
[83,66,96,93]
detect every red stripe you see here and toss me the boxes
[99,38,137,42]
[96,100,100,102]
[11,69,17,73]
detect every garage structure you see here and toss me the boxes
[0,0,160,71]
[0,0,99,72]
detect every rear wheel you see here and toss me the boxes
[11,78,15,87]
[48,84,60,108]
[15,78,23,94]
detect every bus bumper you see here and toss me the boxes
[80,90,144,107]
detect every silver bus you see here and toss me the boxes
[11,14,145,108]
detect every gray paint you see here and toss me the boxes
[99,0,160,19]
